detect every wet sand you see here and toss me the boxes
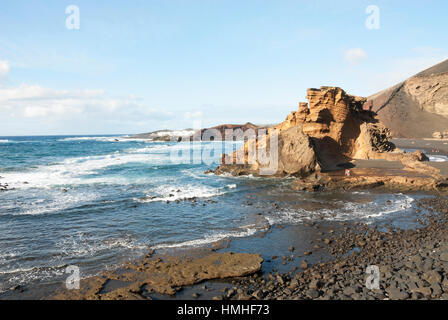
[393,138,448,176]
[393,138,448,155]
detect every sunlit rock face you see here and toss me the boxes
[215,86,395,176]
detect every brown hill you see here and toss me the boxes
[198,122,268,140]
[366,59,448,138]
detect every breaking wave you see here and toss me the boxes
[265,194,415,225]
[135,183,237,203]
[152,227,259,249]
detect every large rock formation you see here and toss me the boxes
[215,86,395,176]
[213,86,448,193]
[367,59,448,138]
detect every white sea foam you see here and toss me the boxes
[0,264,68,289]
[429,155,448,162]
[59,136,160,143]
[1,152,170,189]
[56,234,148,258]
[0,252,18,261]
[2,140,240,189]
[15,190,99,216]
[151,129,196,137]
[152,227,258,249]
[0,266,41,275]
[136,183,235,203]
[266,194,414,225]
[59,136,126,142]
[0,139,9,143]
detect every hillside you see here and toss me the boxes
[366,59,448,138]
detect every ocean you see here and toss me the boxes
[0,135,429,294]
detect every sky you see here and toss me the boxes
[0,0,447,136]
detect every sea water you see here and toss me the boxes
[0,135,428,292]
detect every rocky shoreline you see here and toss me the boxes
[218,196,448,300]
[42,195,448,301]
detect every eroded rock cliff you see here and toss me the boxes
[215,86,394,176]
[213,86,447,192]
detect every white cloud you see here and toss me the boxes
[0,60,10,79]
[184,111,203,119]
[0,84,173,121]
[23,104,83,118]
[344,48,367,64]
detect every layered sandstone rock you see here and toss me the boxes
[292,168,448,193]
[213,86,448,193]
[214,86,395,176]
[214,124,317,177]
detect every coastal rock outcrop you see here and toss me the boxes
[292,168,448,193]
[214,124,318,177]
[213,86,447,193]
[53,252,263,299]
[214,86,396,176]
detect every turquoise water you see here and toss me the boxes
[0,135,423,292]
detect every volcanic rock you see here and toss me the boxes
[53,252,263,299]
[213,86,447,193]
[215,86,396,175]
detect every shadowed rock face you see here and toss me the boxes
[214,86,394,176]
[367,59,448,138]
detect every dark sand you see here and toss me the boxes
[393,138,448,176]
[351,159,404,170]
[393,138,448,155]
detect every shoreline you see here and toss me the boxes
[224,196,448,300]
[41,195,447,300]
[1,192,447,300]
[1,138,448,300]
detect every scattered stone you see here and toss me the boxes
[387,288,409,300]
[301,260,309,270]
[440,252,448,262]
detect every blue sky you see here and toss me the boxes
[0,0,447,136]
